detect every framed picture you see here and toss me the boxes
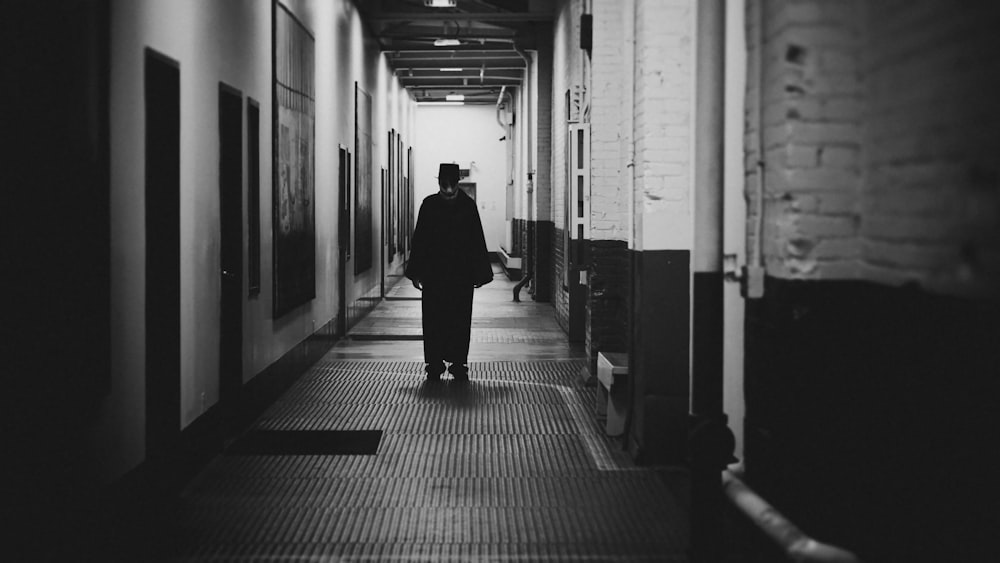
[354,83,373,275]
[272,2,316,318]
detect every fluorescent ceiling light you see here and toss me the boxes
[433,39,461,47]
[439,67,463,72]
[424,0,457,6]
[445,94,465,101]
[417,101,464,106]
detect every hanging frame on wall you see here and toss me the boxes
[271,1,316,318]
[354,82,373,275]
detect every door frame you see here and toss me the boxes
[144,48,181,459]
[218,81,244,413]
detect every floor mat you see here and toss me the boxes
[226,430,383,455]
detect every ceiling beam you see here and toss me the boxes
[388,52,524,60]
[378,32,520,41]
[393,65,526,72]
[397,72,523,80]
[402,82,521,88]
[385,45,527,53]
[367,12,553,23]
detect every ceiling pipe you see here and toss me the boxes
[513,40,531,174]
[496,85,515,205]
[368,12,554,23]
[495,85,509,131]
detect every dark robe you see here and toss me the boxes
[405,189,493,365]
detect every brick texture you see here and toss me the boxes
[860,0,1000,297]
[553,226,570,332]
[589,0,628,242]
[633,0,695,251]
[551,0,585,332]
[586,241,630,373]
[747,0,1000,298]
[746,0,864,280]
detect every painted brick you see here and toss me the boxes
[822,97,862,120]
[777,167,858,192]
[633,0,695,251]
[792,214,858,238]
[586,241,630,373]
[862,239,958,272]
[783,192,857,215]
[812,237,860,261]
[779,121,861,146]
[589,0,628,243]
[859,0,1000,296]
[779,145,820,168]
[745,0,870,282]
[550,0,582,311]
[863,215,964,243]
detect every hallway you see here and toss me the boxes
[162,269,689,561]
[8,1,1000,560]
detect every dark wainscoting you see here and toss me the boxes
[744,278,1000,562]
[532,220,554,302]
[587,240,630,376]
[104,317,340,558]
[627,249,690,465]
[691,271,723,418]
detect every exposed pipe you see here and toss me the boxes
[624,0,636,248]
[496,85,514,194]
[495,85,508,130]
[753,0,766,270]
[513,39,532,176]
[723,469,863,562]
[514,42,532,175]
[513,272,532,302]
[514,41,534,297]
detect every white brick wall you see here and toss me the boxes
[589,0,627,241]
[860,0,1000,297]
[747,0,1000,297]
[747,0,864,279]
[551,0,583,322]
[633,0,696,251]
[536,43,554,227]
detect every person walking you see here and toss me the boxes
[405,163,494,381]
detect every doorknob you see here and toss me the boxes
[222,269,235,279]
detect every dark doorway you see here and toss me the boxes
[338,145,350,335]
[247,99,261,298]
[380,167,387,297]
[219,83,244,410]
[145,49,181,459]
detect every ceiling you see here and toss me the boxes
[359,0,554,104]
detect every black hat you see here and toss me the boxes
[438,163,460,185]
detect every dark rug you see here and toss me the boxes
[226,430,383,455]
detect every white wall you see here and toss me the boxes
[98,0,414,483]
[414,105,507,253]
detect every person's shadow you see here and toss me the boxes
[399,378,511,410]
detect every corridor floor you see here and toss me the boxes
[166,268,690,561]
